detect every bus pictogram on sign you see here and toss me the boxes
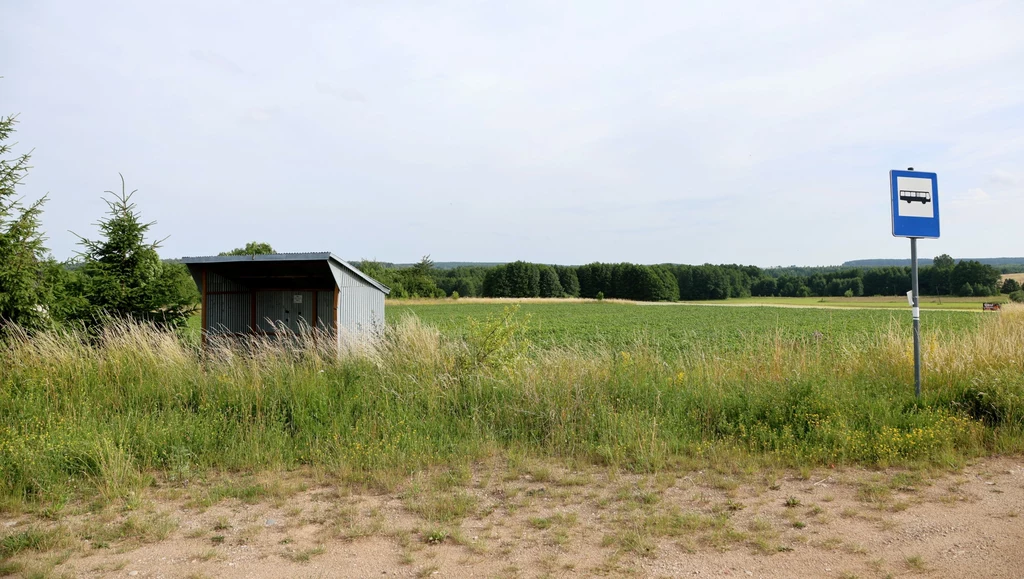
[899,190,931,204]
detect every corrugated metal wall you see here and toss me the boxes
[206,271,247,292]
[253,291,280,333]
[254,291,317,333]
[316,291,334,329]
[340,286,384,334]
[207,290,335,335]
[330,263,386,336]
[205,293,251,334]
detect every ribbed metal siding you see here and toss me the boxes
[316,291,334,330]
[205,294,251,334]
[292,291,314,332]
[330,264,385,336]
[255,292,284,333]
[255,291,316,333]
[339,286,379,333]
[206,271,248,292]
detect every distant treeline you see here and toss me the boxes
[350,260,504,271]
[358,255,1014,301]
[360,258,1024,275]
[843,257,1024,273]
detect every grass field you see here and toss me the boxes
[721,295,1006,310]
[2,302,1022,522]
[386,300,984,357]
[182,294,1002,339]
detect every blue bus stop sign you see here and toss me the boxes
[890,170,939,238]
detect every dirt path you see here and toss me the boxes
[5,458,1024,578]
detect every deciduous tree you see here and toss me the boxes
[556,266,580,298]
[538,266,563,298]
[220,241,275,256]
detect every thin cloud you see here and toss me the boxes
[314,82,366,103]
[241,107,278,123]
[949,188,992,208]
[987,170,1020,189]
[188,49,246,75]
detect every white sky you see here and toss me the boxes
[3,0,1023,266]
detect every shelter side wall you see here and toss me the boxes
[330,264,385,335]
[339,285,385,334]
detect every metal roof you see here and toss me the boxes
[180,252,391,294]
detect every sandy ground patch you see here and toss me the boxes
[4,458,1023,578]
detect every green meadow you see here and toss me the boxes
[1,302,1021,514]
[386,301,983,357]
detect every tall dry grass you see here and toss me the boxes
[0,306,1021,509]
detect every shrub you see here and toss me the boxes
[957,283,974,297]
[450,291,460,300]
[596,291,604,301]
[1009,290,1024,303]
[461,304,531,370]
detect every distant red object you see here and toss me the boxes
[983,303,1001,311]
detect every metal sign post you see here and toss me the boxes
[890,168,939,399]
[910,238,921,398]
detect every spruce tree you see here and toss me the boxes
[74,175,195,326]
[0,113,50,329]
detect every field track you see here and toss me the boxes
[6,458,1023,578]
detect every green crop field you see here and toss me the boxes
[181,296,997,343]
[386,301,983,357]
[719,295,1007,310]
